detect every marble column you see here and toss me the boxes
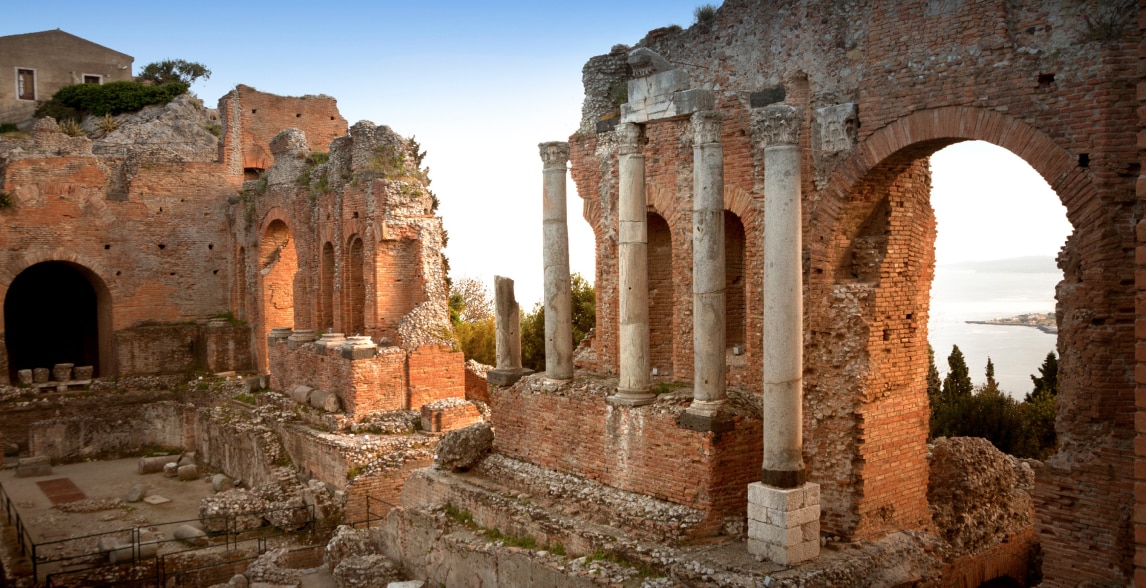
[681,110,728,430]
[747,104,819,565]
[540,141,574,380]
[610,122,654,406]
[488,275,531,387]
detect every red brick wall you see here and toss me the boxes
[570,1,1140,581]
[420,402,482,433]
[269,341,407,416]
[374,238,424,343]
[491,386,762,534]
[219,85,348,172]
[407,345,465,408]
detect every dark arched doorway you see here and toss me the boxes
[4,262,104,382]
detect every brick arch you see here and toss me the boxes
[256,214,300,371]
[0,249,118,380]
[806,105,1097,542]
[817,106,1090,231]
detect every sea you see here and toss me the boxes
[927,256,1060,401]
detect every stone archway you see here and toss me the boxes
[809,107,1121,576]
[257,217,299,371]
[3,261,113,383]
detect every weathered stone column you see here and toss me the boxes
[540,141,573,380]
[488,275,532,386]
[610,122,654,406]
[747,104,819,565]
[681,110,728,431]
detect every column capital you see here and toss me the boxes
[753,104,802,147]
[616,122,644,155]
[538,141,570,169]
[692,110,723,145]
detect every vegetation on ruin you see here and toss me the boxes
[694,4,718,25]
[203,121,222,138]
[36,80,189,119]
[235,392,257,405]
[58,118,85,137]
[94,113,120,135]
[0,191,12,210]
[137,59,212,86]
[1080,0,1135,41]
[584,548,657,578]
[0,123,17,133]
[928,345,1059,459]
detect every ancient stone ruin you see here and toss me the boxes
[1,0,1145,586]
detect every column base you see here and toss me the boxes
[761,467,806,488]
[486,368,534,387]
[746,482,820,566]
[607,388,656,406]
[678,401,733,433]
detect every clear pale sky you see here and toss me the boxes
[4,3,1071,307]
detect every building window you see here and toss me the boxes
[16,68,35,100]
[83,74,101,84]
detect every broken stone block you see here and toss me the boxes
[213,474,235,492]
[126,485,146,503]
[289,384,313,404]
[143,494,171,505]
[228,574,249,588]
[333,554,403,587]
[433,422,493,471]
[52,363,74,382]
[16,369,32,385]
[174,524,208,547]
[178,464,199,481]
[309,390,341,413]
[138,455,181,474]
[314,332,346,354]
[73,365,94,380]
[486,367,533,387]
[287,329,317,350]
[178,452,196,467]
[32,368,49,383]
[340,336,377,360]
[16,456,52,478]
[164,462,179,478]
[268,327,293,346]
[200,489,267,533]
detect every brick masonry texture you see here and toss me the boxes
[568,1,1143,584]
[0,84,457,410]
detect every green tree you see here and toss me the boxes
[985,356,997,391]
[448,278,496,365]
[520,273,596,372]
[926,345,942,403]
[1026,351,1058,402]
[137,59,211,86]
[942,345,973,399]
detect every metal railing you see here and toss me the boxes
[25,492,398,584]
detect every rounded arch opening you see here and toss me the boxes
[647,211,673,376]
[258,218,299,370]
[4,261,112,382]
[319,242,336,332]
[344,235,366,336]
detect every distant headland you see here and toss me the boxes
[966,312,1057,334]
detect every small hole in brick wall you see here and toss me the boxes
[213,269,219,275]
[252,109,257,114]
[116,271,121,276]
[906,313,913,320]
[169,272,176,276]
[208,243,214,250]
[296,113,302,118]
[104,244,110,250]
[814,268,823,274]
[882,329,890,341]
[158,244,166,250]
[330,116,335,121]
[1079,153,1089,167]
[1038,73,1055,85]
[180,198,185,202]
[1091,317,1105,325]
[352,211,359,218]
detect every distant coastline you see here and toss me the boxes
[965,312,1057,335]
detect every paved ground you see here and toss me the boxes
[0,457,217,581]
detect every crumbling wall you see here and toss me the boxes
[0,118,246,382]
[218,85,348,173]
[492,377,761,536]
[570,0,1138,581]
[29,400,188,461]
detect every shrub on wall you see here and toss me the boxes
[35,81,189,119]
